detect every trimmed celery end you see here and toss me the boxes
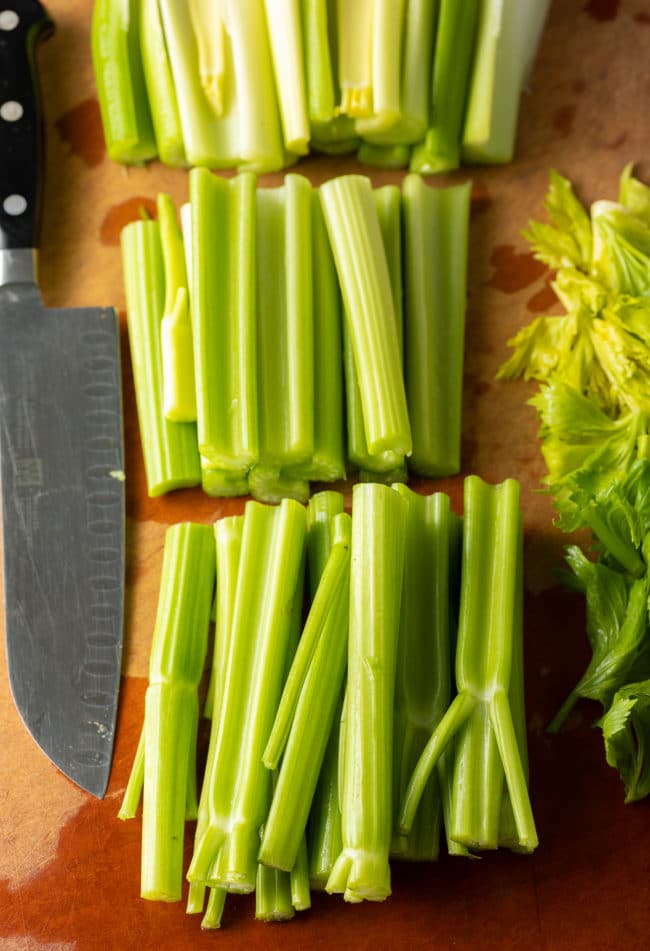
[187,500,307,894]
[399,477,537,855]
[402,174,471,478]
[327,484,407,902]
[121,220,201,496]
[188,0,227,115]
[247,467,310,505]
[257,176,314,470]
[141,523,215,901]
[204,515,244,719]
[139,0,186,167]
[201,467,249,499]
[336,0,374,118]
[355,0,406,137]
[410,0,480,174]
[190,168,258,471]
[321,175,412,458]
[462,0,551,165]
[200,887,227,929]
[263,0,310,154]
[255,863,294,922]
[357,143,410,169]
[91,0,157,164]
[290,838,312,910]
[118,726,145,820]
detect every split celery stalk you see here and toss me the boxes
[187,499,307,893]
[462,0,551,164]
[139,0,186,166]
[259,512,351,871]
[402,174,471,477]
[327,483,407,902]
[188,0,227,114]
[320,175,412,458]
[251,175,314,495]
[337,0,374,117]
[355,0,406,137]
[158,194,196,422]
[391,486,455,861]
[91,0,157,164]
[190,168,258,473]
[204,515,244,719]
[139,523,215,901]
[121,219,201,496]
[255,861,294,922]
[399,476,537,854]
[263,0,310,154]
[410,0,479,174]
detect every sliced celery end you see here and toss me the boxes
[201,887,227,929]
[248,467,310,504]
[255,864,295,922]
[201,468,249,499]
[118,726,145,820]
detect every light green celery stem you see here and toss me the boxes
[247,468,310,504]
[462,0,551,165]
[402,174,471,477]
[263,0,310,154]
[327,484,407,902]
[121,220,201,496]
[301,0,359,150]
[363,0,438,146]
[139,0,186,166]
[390,487,453,861]
[322,176,411,460]
[201,468,249,499]
[399,477,537,854]
[255,862,294,922]
[410,0,479,174]
[158,194,196,422]
[118,725,145,820]
[188,0,226,115]
[200,886,227,929]
[256,176,314,470]
[260,515,351,871]
[337,0,374,117]
[91,0,156,164]
[285,192,345,482]
[290,837,312,910]
[204,515,244,719]
[141,523,215,901]
[355,0,406,136]
[357,143,410,169]
[187,500,307,893]
[190,168,258,471]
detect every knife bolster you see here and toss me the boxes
[0,247,36,286]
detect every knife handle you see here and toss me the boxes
[0,1,52,252]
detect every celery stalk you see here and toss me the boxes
[263,0,310,154]
[255,862,294,922]
[320,175,412,458]
[410,0,480,174]
[200,886,227,929]
[140,523,215,901]
[91,0,157,164]
[187,499,307,893]
[337,0,374,117]
[139,0,186,166]
[190,168,258,473]
[118,726,145,820]
[247,467,310,504]
[121,219,201,496]
[204,515,244,719]
[290,838,312,911]
[326,483,407,902]
[188,0,227,114]
[355,0,406,136]
[402,174,471,477]
[201,467,249,499]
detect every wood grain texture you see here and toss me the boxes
[1,1,649,948]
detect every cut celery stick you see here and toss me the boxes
[255,862,295,922]
[187,499,307,893]
[337,0,374,117]
[188,0,226,114]
[91,0,157,164]
[139,0,186,166]
[402,174,471,477]
[141,523,215,901]
[355,0,406,136]
[190,168,258,472]
[200,886,227,929]
[290,837,312,910]
[410,0,480,174]
[201,467,249,499]
[247,467,311,505]
[321,175,412,458]
[263,0,310,154]
[256,175,314,470]
[326,483,407,902]
[118,725,145,820]
[121,220,201,496]
[204,515,244,719]
[357,143,410,169]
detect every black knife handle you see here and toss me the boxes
[0,1,52,251]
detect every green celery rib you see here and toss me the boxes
[200,886,227,929]
[201,467,249,499]
[326,483,407,902]
[118,725,145,820]
[139,0,186,166]
[321,175,412,458]
[91,0,157,164]
[355,0,406,137]
[336,0,374,118]
[410,0,479,174]
[391,486,453,861]
[121,220,201,496]
[204,515,244,719]
[263,0,310,154]
[255,862,294,922]
[190,168,258,473]
[247,467,310,504]
[402,174,471,477]
[188,0,227,115]
[187,499,307,894]
[141,523,215,901]
[462,0,551,165]
[290,837,312,910]
[256,175,314,470]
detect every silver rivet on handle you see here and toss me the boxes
[3,194,27,215]
[0,100,23,121]
[0,10,19,30]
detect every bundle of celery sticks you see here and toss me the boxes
[92,0,550,173]
[120,478,535,927]
[122,171,471,501]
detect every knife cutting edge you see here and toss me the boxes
[0,0,125,797]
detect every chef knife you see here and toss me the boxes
[0,0,124,798]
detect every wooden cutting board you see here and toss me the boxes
[2,1,649,948]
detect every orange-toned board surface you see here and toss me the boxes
[1,2,649,949]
